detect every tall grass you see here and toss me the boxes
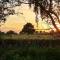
[0,34,58,40]
[0,40,60,60]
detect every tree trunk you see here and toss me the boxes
[40,4,60,32]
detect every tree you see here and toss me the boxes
[20,23,35,34]
[0,0,60,32]
[6,30,17,34]
[0,31,5,35]
[28,0,60,32]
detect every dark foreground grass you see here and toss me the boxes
[0,40,60,60]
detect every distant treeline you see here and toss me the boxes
[0,23,60,35]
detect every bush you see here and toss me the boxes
[20,23,35,34]
[6,30,17,35]
[0,31,5,35]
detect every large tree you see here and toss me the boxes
[28,0,60,32]
[0,0,60,32]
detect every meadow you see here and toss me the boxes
[0,33,60,60]
[1,33,60,40]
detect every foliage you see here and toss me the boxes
[0,0,60,32]
[28,0,60,32]
[0,31,5,35]
[6,30,17,35]
[20,23,35,34]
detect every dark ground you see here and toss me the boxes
[0,39,60,48]
[0,37,60,60]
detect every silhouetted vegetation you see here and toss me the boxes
[0,0,60,32]
[0,1,60,60]
[28,0,60,32]
[0,31,5,35]
[0,40,60,60]
[6,30,17,35]
[20,23,35,34]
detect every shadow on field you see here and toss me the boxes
[0,39,60,48]
[0,39,60,60]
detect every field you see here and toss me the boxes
[0,34,60,60]
[1,33,60,40]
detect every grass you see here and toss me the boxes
[0,34,60,40]
[0,43,60,60]
[0,39,60,60]
[0,34,60,60]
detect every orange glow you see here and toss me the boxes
[0,4,60,33]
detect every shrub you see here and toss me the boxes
[6,30,17,35]
[20,23,35,34]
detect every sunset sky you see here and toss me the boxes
[0,4,60,33]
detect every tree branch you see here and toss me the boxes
[39,4,60,32]
[50,11,60,23]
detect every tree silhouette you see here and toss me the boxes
[6,30,17,34]
[0,31,5,35]
[0,0,60,32]
[28,0,60,32]
[20,23,35,34]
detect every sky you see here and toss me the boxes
[0,4,36,33]
[0,4,59,33]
